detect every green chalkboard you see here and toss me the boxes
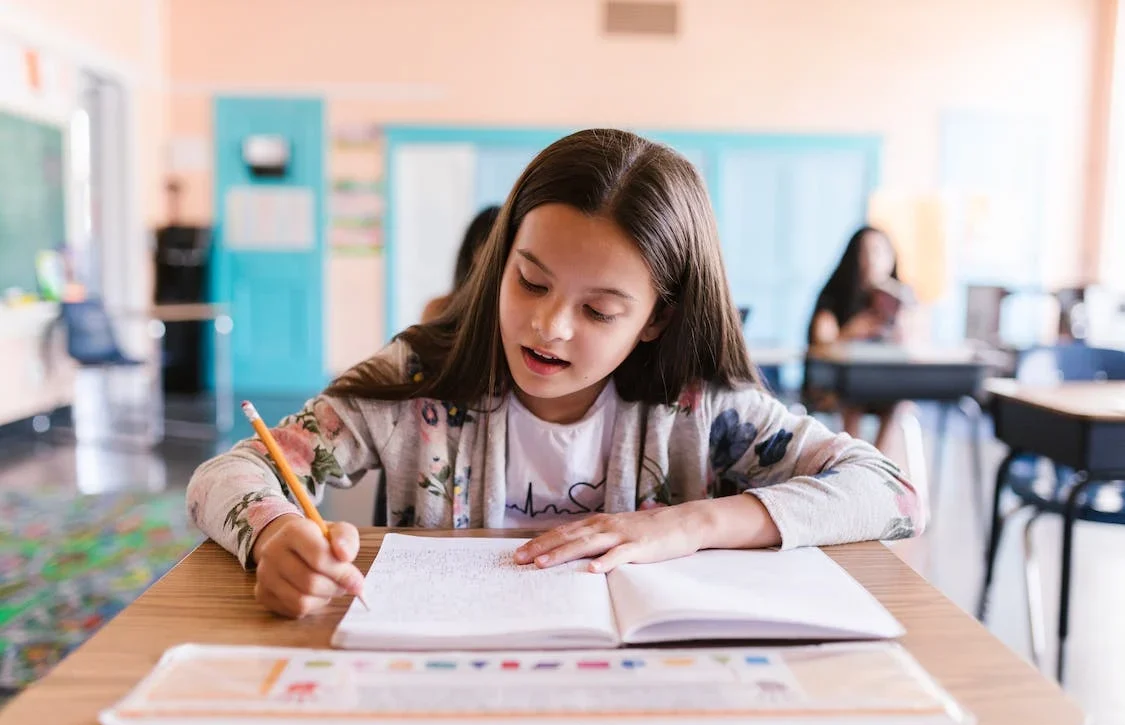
[0,110,66,295]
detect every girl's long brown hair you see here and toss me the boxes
[327,128,758,406]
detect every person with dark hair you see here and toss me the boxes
[189,130,920,619]
[807,226,914,451]
[421,206,501,323]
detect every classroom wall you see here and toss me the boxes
[163,0,1101,366]
[167,0,1098,277]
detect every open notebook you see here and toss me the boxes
[331,534,904,651]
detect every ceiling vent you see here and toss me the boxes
[603,1,678,36]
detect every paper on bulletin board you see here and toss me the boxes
[329,124,386,254]
[225,186,315,250]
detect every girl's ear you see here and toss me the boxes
[639,304,674,343]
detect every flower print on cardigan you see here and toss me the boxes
[708,408,758,496]
[246,406,346,500]
[418,458,454,502]
[442,401,473,427]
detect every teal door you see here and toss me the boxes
[717,146,877,350]
[474,146,539,208]
[213,97,326,395]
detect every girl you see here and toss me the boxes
[807,226,915,452]
[421,205,501,323]
[187,130,921,619]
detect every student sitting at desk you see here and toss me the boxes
[187,130,921,619]
[807,226,915,453]
[421,205,500,323]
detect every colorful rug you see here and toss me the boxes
[0,489,202,698]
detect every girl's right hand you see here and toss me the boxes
[251,514,366,618]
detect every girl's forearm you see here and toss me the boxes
[692,494,782,550]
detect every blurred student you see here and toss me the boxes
[421,206,501,323]
[807,226,914,451]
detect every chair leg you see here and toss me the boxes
[958,396,987,533]
[932,403,951,507]
[897,407,929,529]
[978,450,1020,621]
[1022,510,1046,669]
[148,356,165,446]
[215,314,235,434]
[1057,474,1094,682]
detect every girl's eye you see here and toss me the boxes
[585,306,616,323]
[518,272,547,294]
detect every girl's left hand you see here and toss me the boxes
[513,502,712,573]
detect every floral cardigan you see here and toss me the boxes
[187,341,923,568]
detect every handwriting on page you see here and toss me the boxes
[355,538,612,628]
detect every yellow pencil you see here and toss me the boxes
[241,401,369,610]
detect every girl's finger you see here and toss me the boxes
[328,521,360,562]
[515,520,595,564]
[515,513,626,564]
[532,531,623,568]
[256,572,330,619]
[588,542,644,573]
[276,553,349,598]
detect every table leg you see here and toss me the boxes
[214,315,234,434]
[978,449,1020,621]
[958,395,987,533]
[931,403,951,505]
[1023,511,1046,669]
[1057,474,1097,682]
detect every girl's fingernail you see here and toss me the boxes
[535,554,549,565]
[589,562,602,573]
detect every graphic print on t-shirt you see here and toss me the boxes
[505,476,607,519]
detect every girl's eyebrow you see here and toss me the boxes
[516,248,637,301]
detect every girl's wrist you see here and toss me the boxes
[690,494,782,551]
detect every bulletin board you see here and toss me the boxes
[0,109,66,295]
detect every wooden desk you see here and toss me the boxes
[147,303,230,325]
[0,530,1083,725]
[980,380,1125,680]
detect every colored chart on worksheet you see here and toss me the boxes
[100,643,971,724]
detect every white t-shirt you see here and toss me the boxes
[503,380,617,529]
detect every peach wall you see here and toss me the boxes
[167,0,1099,289]
[2,0,150,65]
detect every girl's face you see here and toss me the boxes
[498,203,666,424]
[858,231,896,287]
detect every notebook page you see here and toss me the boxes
[333,534,618,649]
[608,548,903,643]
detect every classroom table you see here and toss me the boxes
[126,303,235,439]
[0,529,1083,725]
[978,379,1125,681]
[804,344,991,526]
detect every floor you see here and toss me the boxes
[0,394,1123,722]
